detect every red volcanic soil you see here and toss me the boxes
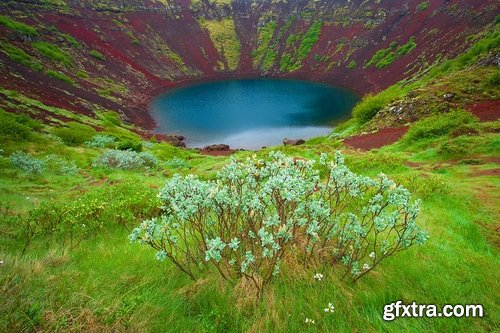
[467,100,500,122]
[344,127,408,150]
[0,0,498,138]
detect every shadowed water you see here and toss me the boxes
[150,79,359,149]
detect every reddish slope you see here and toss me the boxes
[0,0,497,132]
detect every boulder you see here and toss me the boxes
[283,138,305,146]
[202,144,231,151]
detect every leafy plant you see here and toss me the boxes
[93,149,158,170]
[131,152,427,298]
[9,151,45,174]
[85,134,116,148]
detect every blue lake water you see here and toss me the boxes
[150,79,359,149]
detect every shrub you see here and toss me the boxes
[489,70,500,86]
[52,122,97,146]
[117,139,142,152]
[89,50,106,61]
[0,111,34,140]
[44,154,79,175]
[17,182,160,252]
[32,41,71,65]
[352,94,388,123]
[130,152,427,297]
[165,157,189,170]
[0,15,37,36]
[402,109,477,142]
[85,134,116,148]
[93,149,158,170]
[9,151,45,174]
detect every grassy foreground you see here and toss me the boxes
[0,27,499,333]
[0,130,498,332]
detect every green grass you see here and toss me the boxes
[352,84,405,123]
[366,37,417,69]
[89,50,106,61]
[45,70,74,85]
[32,41,72,65]
[0,42,42,71]
[0,15,38,36]
[0,133,498,331]
[417,1,430,11]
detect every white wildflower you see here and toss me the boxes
[314,273,324,281]
[324,302,335,313]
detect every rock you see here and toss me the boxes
[202,144,231,151]
[283,138,305,146]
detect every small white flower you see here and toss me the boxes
[305,318,315,324]
[314,273,324,281]
[363,263,370,270]
[324,302,335,313]
[369,252,375,258]
[0,260,4,265]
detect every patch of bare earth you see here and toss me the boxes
[343,127,408,150]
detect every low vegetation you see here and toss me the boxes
[0,42,42,71]
[0,15,38,36]
[366,37,417,69]
[32,41,72,66]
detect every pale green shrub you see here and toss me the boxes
[130,152,427,297]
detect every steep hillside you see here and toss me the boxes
[0,0,497,132]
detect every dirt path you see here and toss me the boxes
[467,100,500,122]
[343,127,408,150]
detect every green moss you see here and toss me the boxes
[0,15,37,36]
[76,70,88,79]
[417,1,430,11]
[297,21,322,61]
[402,109,477,142]
[395,37,417,57]
[366,37,417,69]
[347,60,357,69]
[32,41,72,65]
[252,21,277,69]
[199,18,241,71]
[45,70,74,85]
[0,42,42,71]
[89,50,106,61]
[279,21,322,73]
